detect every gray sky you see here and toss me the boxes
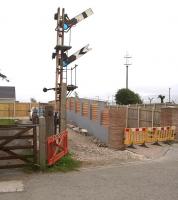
[0,0,178,103]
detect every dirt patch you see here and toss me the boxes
[68,129,145,167]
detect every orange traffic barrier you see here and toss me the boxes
[47,130,68,166]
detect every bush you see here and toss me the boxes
[115,88,142,105]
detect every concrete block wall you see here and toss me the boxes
[161,107,178,141]
[67,98,127,149]
[67,98,109,144]
[108,108,126,149]
[67,98,178,149]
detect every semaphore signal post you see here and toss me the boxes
[43,8,93,133]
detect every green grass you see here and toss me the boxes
[0,119,16,125]
[23,153,81,173]
[47,153,81,173]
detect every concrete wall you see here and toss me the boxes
[108,107,126,149]
[67,98,127,149]
[161,107,178,141]
[67,98,109,144]
[67,110,109,144]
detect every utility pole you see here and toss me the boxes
[124,52,132,89]
[169,88,171,103]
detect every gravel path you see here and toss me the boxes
[68,129,145,167]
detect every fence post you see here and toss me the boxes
[39,116,47,170]
[126,106,129,128]
[44,105,54,136]
[14,101,16,118]
[60,83,67,132]
[138,107,140,127]
[97,105,101,124]
[88,100,91,120]
[33,125,38,164]
[152,108,154,127]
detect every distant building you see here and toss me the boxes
[0,86,16,103]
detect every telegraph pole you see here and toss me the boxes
[169,87,171,103]
[124,52,132,89]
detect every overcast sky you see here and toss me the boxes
[0,0,178,103]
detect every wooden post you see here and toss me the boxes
[126,106,129,128]
[33,125,38,164]
[44,105,54,136]
[152,108,154,127]
[88,100,91,120]
[13,102,16,118]
[39,117,47,170]
[60,83,67,132]
[138,107,140,127]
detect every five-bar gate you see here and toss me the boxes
[0,124,37,169]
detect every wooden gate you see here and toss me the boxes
[0,124,37,169]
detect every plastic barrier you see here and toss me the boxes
[124,126,176,146]
[47,130,68,166]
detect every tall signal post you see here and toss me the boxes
[54,8,70,132]
[124,52,132,89]
[43,8,93,133]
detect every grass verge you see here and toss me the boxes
[23,153,81,173]
[0,119,16,125]
[47,153,81,173]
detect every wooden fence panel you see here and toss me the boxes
[140,109,152,127]
[15,103,30,117]
[128,108,138,128]
[0,103,40,118]
[0,103,14,117]
[127,107,161,128]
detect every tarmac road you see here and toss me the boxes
[0,144,178,200]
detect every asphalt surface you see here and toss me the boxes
[0,144,178,200]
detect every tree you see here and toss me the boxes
[30,98,37,103]
[115,88,142,105]
[158,95,165,103]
